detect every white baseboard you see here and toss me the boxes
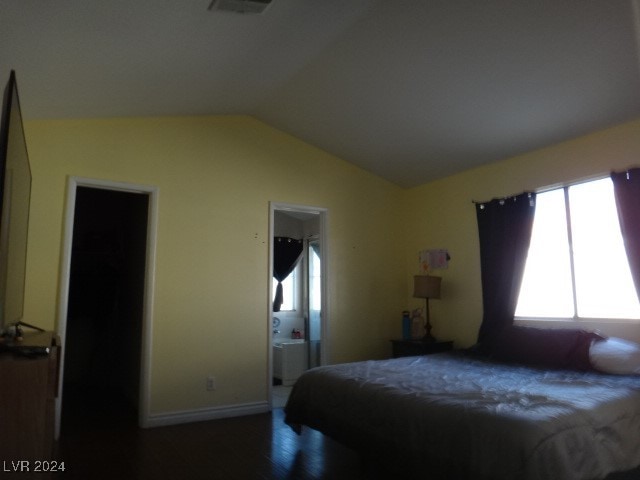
[143,401,271,428]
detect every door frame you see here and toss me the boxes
[55,176,159,437]
[268,202,329,407]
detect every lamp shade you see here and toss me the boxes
[413,275,441,299]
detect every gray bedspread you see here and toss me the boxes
[284,352,640,480]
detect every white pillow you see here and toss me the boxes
[589,337,640,375]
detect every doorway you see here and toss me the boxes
[269,203,328,408]
[56,177,158,437]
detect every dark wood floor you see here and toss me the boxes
[49,386,640,480]
[53,387,380,480]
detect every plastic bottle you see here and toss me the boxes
[402,311,411,339]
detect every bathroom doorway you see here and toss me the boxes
[269,203,328,408]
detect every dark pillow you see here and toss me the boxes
[484,326,606,371]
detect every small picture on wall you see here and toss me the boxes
[419,249,450,272]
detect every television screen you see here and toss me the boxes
[0,71,32,331]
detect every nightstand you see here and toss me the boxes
[390,339,453,358]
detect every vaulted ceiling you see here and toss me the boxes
[2,0,639,187]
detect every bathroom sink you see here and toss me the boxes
[273,338,305,347]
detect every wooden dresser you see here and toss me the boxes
[0,331,60,465]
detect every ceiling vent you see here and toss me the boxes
[208,0,273,15]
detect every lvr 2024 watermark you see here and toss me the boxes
[3,460,65,472]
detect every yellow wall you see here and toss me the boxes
[21,113,640,418]
[404,119,640,347]
[23,115,406,414]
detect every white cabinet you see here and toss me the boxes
[273,341,307,386]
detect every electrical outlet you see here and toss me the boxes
[206,376,216,391]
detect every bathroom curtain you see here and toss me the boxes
[612,168,640,301]
[273,237,303,312]
[475,192,536,344]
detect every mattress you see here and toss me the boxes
[284,351,640,480]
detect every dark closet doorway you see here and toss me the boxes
[61,186,149,433]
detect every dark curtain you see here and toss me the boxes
[273,237,303,312]
[475,192,536,343]
[611,168,640,301]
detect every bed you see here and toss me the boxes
[284,346,640,480]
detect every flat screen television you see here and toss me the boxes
[0,71,32,333]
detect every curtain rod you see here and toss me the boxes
[471,166,640,205]
[471,191,534,205]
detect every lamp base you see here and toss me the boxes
[422,297,437,343]
[422,333,437,343]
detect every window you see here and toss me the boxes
[273,263,299,311]
[515,177,640,320]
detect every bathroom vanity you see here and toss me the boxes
[273,339,307,386]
